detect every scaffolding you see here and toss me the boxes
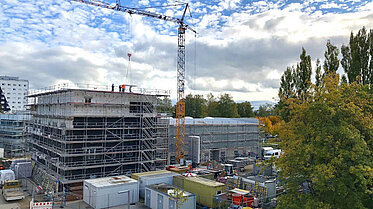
[0,113,31,158]
[168,118,259,163]
[27,85,169,190]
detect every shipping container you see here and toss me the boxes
[183,176,226,208]
[145,183,196,209]
[83,175,139,209]
[137,172,180,198]
[173,175,185,189]
[131,170,172,180]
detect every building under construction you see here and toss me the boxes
[0,113,30,158]
[168,117,259,164]
[27,84,169,191]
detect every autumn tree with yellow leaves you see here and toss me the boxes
[275,31,373,209]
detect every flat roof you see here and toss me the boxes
[131,170,172,180]
[169,117,258,125]
[84,175,137,188]
[147,183,193,197]
[244,176,276,183]
[185,177,225,187]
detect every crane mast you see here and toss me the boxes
[71,0,195,164]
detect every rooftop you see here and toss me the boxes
[147,183,193,197]
[169,117,259,125]
[84,175,137,188]
[28,83,170,97]
[0,76,28,82]
[244,176,276,183]
[131,170,172,180]
[185,176,225,187]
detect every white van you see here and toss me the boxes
[264,149,282,160]
[0,170,15,187]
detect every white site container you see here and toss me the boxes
[83,175,139,209]
[138,172,180,198]
[145,183,196,209]
[0,169,15,186]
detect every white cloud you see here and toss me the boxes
[0,0,372,103]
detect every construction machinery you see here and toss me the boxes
[71,0,196,164]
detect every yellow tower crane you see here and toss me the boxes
[71,0,196,164]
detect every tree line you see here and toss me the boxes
[275,27,373,209]
[157,93,275,118]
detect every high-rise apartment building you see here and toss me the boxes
[0,76,29,112]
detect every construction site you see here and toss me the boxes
[168,118,259,164]
[27,84,170,193]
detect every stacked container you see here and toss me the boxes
[131,170,180,198]
[183,176,226,208]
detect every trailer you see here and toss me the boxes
[2,180,25,201]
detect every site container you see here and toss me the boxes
[137,172,180,197]
[14,162,32,179]
[83,175,139,209]
[173,175,185,189]
[0,169,15,186]
[145,183,196,209]
[183,176,226,208]
[131,170,171,180]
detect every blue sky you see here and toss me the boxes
[0,0,372,102]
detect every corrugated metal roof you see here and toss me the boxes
[169,117,259,126]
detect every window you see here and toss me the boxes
[13,84,16,86]
[1,83,4,85]
[18,84,21,86]
[8,84,10,86]
[24,85,26,87]
[84,97,92,103]
[216,190,222,195]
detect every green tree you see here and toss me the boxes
[156,97,174,115]
[206,93,219,117]
[169,188,189,209]
[276,74,373,209]
[237,101,254,117]
[216,93,239,118]
[279,66,295,100]
[294,47,312,101]
[185,94,207,118]
[341,27,372,84]
[315,59,323,90]
[255,104,276,117]
[323,40,340,75]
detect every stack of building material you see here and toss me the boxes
[241,176,276,201]
[83,175,139,209]
[182,176,226,208]
[14,162,32,179]
[131,170,180,198]
[145,183,196,209]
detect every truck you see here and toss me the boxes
[2,180,25,201]
[0,169,15,187]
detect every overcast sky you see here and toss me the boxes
[0,0,372,103]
